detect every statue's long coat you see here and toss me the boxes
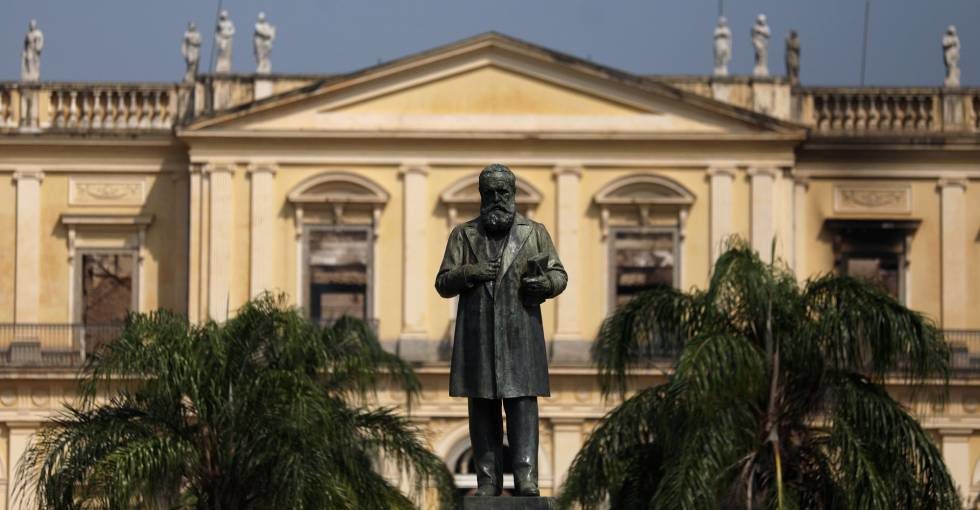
[435,214,567,399]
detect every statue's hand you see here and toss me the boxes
[521,275,552,298]
[465,260,500,284]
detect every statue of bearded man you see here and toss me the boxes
[435,163,567,497]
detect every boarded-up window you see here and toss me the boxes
[81,253,134,324]
[611,229,677,308]
[835,231,905,301]
[307,228,370,323]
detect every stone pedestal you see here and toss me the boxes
[462,496,556,510]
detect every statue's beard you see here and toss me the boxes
[481,204,515,235]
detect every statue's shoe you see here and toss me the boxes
[473,485,502,497]
[514,481,540,497]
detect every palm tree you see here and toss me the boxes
[559,240,958,510]
[16,295,456,510]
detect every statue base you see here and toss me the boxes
[462,496,555,509]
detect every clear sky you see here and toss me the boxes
[2,0,978,86]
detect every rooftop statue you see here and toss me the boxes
[435,164,567,498]
[943,25,961,87]
[181,21,202,83]
[751,14,771,77]
[214,9,235,73]
[21,19,43,82]
[786,30,801,86]
[253,12,276,74]
[713,17,732,77]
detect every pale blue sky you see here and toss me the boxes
[2,0,978,86]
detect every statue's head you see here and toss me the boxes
[28,19,37,31]
[947,25,957,36]
[789,29,798,39]
[718,17,728,27]
[756,14,767,25]
[478,163,517,235]
[188,21,197,31]
[258,12,267,22]
[219,9,229,20]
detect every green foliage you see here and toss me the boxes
[560,239,958,510]
[17,294,457,510]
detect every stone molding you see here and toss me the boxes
[246,162,279,175]
[552,164,584,178]
[706,165,737,178]
[938,177,969,190]
[398,162,430,177]
[12,169,44,182]
[747,166,781,179]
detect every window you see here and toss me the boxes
[305,226,371,324]
[610,228,678,307]
[78,250,137,351]
[827,219,917,302]
[593,174,694,312]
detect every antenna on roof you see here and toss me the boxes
[860,0,871,85]
[718,0,725,17]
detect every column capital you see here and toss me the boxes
[12,169,44,182]
[202,162,236,175]
[246,162,278,175]
[792,175,810,188]
[937,176,968,191]
[747,166,781,179]
[553,164,583,178]
[706,165,737,178]
[399,162,429,177]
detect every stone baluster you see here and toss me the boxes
[127,90,138,128]
[80,91,92,129]
[51,90,62,127]
[138,91,150,128]
[115,90,126,128]
[91,90,104,129]
[892,96,905,130]
[855,95,868,130]
[67,90,79,127]
[153,91,165,128]
[869,95,881,129]
[0,88,8,127]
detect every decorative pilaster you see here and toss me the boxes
[939,177,968,328]
[187,164,203,322]
[7,421,40,510]
[940,428,973,502]
[792,176,809,277]
[248,163,278,298]
[205,163,235,321]
[553,165,583,352]
[399,163,429,345]
[749,167,780,262]
[13,169,43,325]
[551,419,584,491]
[707,165,736,264]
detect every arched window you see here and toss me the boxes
[439,173,543,227]
[287,172,389,325]
[594,174,695,310]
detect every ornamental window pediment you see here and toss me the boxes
[287,172,390,235]
[593,174,695,238]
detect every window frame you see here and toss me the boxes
[606,225,681,314]
[72,247,140,325]
[300,224,374,323]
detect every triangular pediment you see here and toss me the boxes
[183,33,803,139]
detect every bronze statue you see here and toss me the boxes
[436,164,567,497]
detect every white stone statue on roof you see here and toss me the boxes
[215,9,235,73]
[943,25,961,87]
[181,21,202,83]
[253,12,276,74]
[751,14,771,77]
[22,19,44,82]
[713,17,732,76]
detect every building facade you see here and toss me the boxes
[1,32,980,506]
